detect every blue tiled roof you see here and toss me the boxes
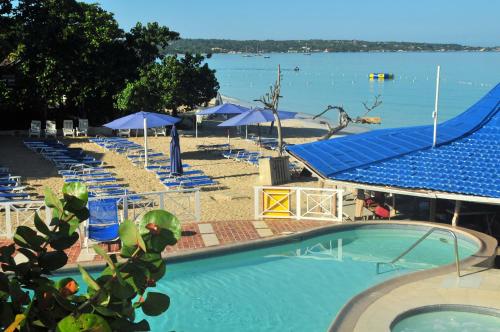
[287,84,500,198]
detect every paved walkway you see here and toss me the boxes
[1,219,332,267]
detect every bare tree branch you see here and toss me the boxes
[361,94,382,117]
[313,95,383,140]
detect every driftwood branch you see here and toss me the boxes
[255,65,284,155]
[314,95,383,140]
[361,94,382,117]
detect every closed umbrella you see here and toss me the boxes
[170,125,183,176]
[104,111,180,167]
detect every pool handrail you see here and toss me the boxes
[376,227,461,277]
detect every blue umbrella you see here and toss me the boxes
[196,103,250,116]
[195,103,251,138]
[104,111,180,130]
[218,108,296,127]
[103,111,181,167]
[170,125,183,176]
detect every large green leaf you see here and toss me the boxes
[139,210,181,240]
[0,302,14,329]
[78,265,100,291]
[13,226,45,250]
[50,232,79,251]
[109,279,135,300]
[119,220,146,252]
[56,313,111,332]
[92,245,115,272]
[39,250,68,272]
[62,183,88,211]
[44,187,64,212]
[141,292,170,316]
[34,213,51,236]
[119,245,137,258]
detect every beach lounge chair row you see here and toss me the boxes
[29,119,88,138]
[22,140,133,198]
[90,136,220,190]
[24,140,101,170]
[222,149,268,167]
[0,166,30,202]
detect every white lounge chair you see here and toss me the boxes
[152,126,167,137]
[28,120,41,137]
[45,120,57,138]
[63,120,75,137]
[117,129,130,138]
[75,119,88,136]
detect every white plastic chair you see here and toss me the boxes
[76,119,88,136]
[45,120,57,138]
[117,129,131,138]
[152,126,167,137]
[28,120,41,137]
[62,120,75,137]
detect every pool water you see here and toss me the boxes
[63,226,479,331]
[392,308,500,332]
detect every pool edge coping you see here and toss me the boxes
[328,221,498,332]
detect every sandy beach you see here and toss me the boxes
[0,118,360,222]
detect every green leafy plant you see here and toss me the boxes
[0,183,181,331]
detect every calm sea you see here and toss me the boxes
[205,52,500,128]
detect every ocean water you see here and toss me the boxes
[205,52,500,128]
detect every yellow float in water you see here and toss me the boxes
[369,73,394,80]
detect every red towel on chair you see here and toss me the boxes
[375,205,390,219]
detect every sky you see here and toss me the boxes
[84,0,500,46]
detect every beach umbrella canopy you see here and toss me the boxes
[195,103,251,138]
[170,125,183,176]
[103,111,181,168]
[103,111,180,130]
[196,103,251,116]
[217,108,297,127]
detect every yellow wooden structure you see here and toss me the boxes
[262,188,291,217]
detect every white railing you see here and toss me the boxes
[0,189,200,239]
[254,186,343,222]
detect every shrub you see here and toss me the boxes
[0,183,181,331]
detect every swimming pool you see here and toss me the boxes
[391,305,500,332]
[62,224,480,331]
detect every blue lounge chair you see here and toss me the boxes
[85,198,120,250]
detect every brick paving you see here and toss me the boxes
[0,219,334,267]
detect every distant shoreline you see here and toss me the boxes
[166,38,499,55]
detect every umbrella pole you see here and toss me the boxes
[195,115,198,138]
[143,118,148,168]
[245,125,248,140]
[227,129,230,149]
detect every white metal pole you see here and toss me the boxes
[143,117,148,168]
[432,65,441,148]
[195,115,198,138]
[245,125,248,140]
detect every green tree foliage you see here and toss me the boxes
[116,53,219,116]
[0,0,182,128]
[0,183,181,331]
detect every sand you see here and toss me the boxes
[0,119,358,222]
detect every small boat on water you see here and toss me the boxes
[369,73,394,80]
[294,66,300,71]
[264,56,271,59]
